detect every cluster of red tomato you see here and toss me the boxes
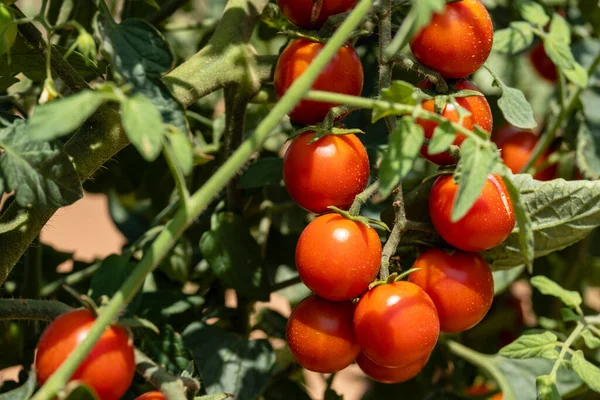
[276,0,519,384]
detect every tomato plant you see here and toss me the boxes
[356,353,428,384]
[134,392,166,400]
[277,0,358,29]
[0,3,16,55]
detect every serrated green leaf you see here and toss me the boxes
[516,0,550,26]
[581,329,600,349]
[0,370,36,400]
[139,324,194,375]
[501,171,534,271]
[372,82,416,122]
[378,118,424,198]
[499,332,559,360]
[0,120,83,208]
[451,139,499,221]
[560,307,580,322]
[544,37,588,87]
[536,375,561,400]
[493,22,534,54]
[428,121,456,155]
[120,93,164,161]
[240,158,283,189]
[167,129,193,176]
[158,237,193,283]
[572,350,600,392]
[530,276,582,309]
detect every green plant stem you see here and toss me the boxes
[349,180,380,216]
[164,139,191,209]
[521,50,600,174]
[379,187,407,280]
[21,237,43,299]
[387,54,448,93]
[271,276,302,292]
[383,9,414,60]
[40,261,101,297]
[376,0,395,133]
[30,2,373,399]
[550,322,584,379]
[0,299,73,321]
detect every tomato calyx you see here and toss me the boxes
[327,206,390,231]
[369,268,423,289]
[291,126,364,145]
[62,285,99,316]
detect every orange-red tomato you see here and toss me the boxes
[409,249,494,333]
[353,281,440,367]
[429,174,515,252]
[35,309,135,400]
[357,353,428,384]
[409,0,493,78]
[135,392,166,400]
[492,124,556,181]
[286,295,360,373]
[277,0,358,29]
[282,132,369,213]
[274,38,363,125]
[296,213,381,301]
[417,79,492,165]
[529,41,557,83]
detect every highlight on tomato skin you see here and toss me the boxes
[428,174,516,252]
[409,0,493,79]
[276,0,358,30]
[282,131,370,214]
[409,248,494,333]
[274,38,364,126]
[286,295,360,374]
[357,353,429,384]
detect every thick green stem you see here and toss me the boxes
[379,187,406,280]
[164,139,191,209]
[21,237,43,299]
[0,299,73,321]
[550,322,584,379]
[349,180,380,216]
[30,2,374,399]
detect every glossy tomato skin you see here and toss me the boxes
[35,309,135,400]
[429,174,515,252]
[296,213,381,301]
[286,295,360,373]
[0,4,17,55]
[409,249,494,333]
[353,281,440,367]
[274,38,363,125]
[357,353,428,384]
[417,79,492,165]
[529,41,557,83]
[492,125,556,181]
[135,392,166,400]
[409,0,493,78]
[277,0,358,29]
[283,132,369,213]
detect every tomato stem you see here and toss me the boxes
[349,180,380,216]
[387,54,448,93]
[379,187,407,280]
[0,298,73,322]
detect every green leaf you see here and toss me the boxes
[183,322,275,399]
[240,158,283,189]
[493,265,525,295]
[0,120,83,208]
[581,329,600,349]
[493,22,534,54]
[63,382,99,400]
[536,375,561,400]
[530,276,582,309]
[372,81,416,122]
[544,36,588,87]
[158,237,193,284]
[120,93,165,161]
[451,139,499,222]
[167,129,193,176]
[428,121,455,155]
[576,119,600,180]
[572,350,600,392]
[411,0,445,34]
[27,90,112,142]
[200,212,269,301]
[142,0,160,9]
[515,0,550,26]
[499,332,559,360]
[485,66,536,130]
[252,308,287,340]
[378,117,424,198]
[548,13,571,44]
[501,171,534,271]
[0,370,36,400]
[561,307,580,322]
[139,324,194,375]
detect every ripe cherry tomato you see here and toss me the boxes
[409,0,493,78]
[274,38,363,125]
[283,132,369,213]
[287,295,360,373]
[0,4,17,55]
[492,124,556,181]
[277,0,358,29]
[417,79,492,165]
[429,174,515,252]
[353,281,440,367]
[529,41,557,83]
[35,309,135,400]
[409,249,494,333]
[135,392,166,400]
[357,353,428,384]
[296,213,381,301]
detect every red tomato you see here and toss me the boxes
[429,174,515,252]
[35,309,135,400]
[283,132,369,213]
[492,124,556,181]
[409,0,493,78]
[135,392,166,400]
[296,213,381,301]
[277,0,358,29]
[409,249,494,333]
[417,79,492,165]
[529,41,557,83]
[353,281,440,367]
[286,295,360,373]
[357,353,428,384]
[274,38,363,125]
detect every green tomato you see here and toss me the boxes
[0,4,17,55]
